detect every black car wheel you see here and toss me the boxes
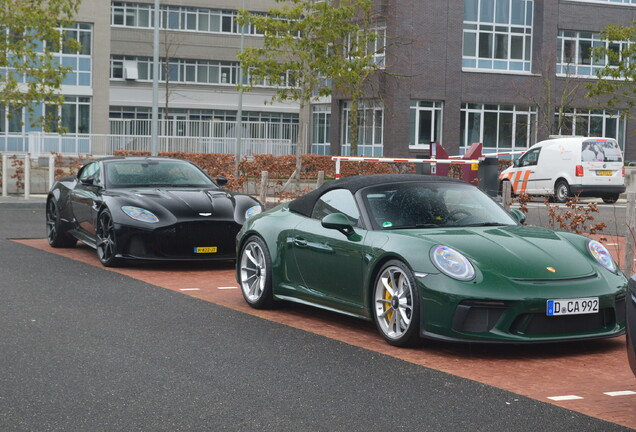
[239,236,274,309]
[602,194,619,204]
[46,198,76,248]
[373,260,421,347]
[96,209,121,267]
[554,179,570,203]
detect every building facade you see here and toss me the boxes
[330,0,636,161]
[1,0,635,163]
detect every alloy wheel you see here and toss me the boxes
[374,265,415,341]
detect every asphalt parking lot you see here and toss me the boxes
[1,203,635,431]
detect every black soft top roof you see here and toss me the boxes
[288,174,462,217]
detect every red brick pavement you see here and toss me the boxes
[15,237,636,430]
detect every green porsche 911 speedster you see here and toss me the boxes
[236,174,627,346]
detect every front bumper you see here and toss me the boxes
[417,272,627,343]
[114,220,241,261]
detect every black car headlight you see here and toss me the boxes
[587,240,616,272]
[121,206,159,223]
[430,245,475,281]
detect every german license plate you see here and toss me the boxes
[194,246,217,254]
[547,297,599,316]
[597,170,612,176]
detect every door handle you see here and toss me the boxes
[293,237,308,247]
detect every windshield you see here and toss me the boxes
[362,181,517,230]
[105,160,215,188]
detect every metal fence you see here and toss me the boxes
[0,119,297,157]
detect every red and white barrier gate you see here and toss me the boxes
[331,156,480,179]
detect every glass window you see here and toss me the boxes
[463,0,533,72]
[556,30,629,77]
[461,103,537,153]
[311,189,360,225]
[312,105,331,155]
[341,101,384,156]
[409,101,443,148]
[518,147,540,166]
[554,108,625,150]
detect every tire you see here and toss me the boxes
[46,198,76,248]
[372,260,421,347]
[602,194,619,204]
[238,236,274,309]
[553,179,570,203]
[96,209,122,267]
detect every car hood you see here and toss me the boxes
[108,188,237,220]
[402,225,596,280]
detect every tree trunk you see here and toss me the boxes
[350,98,359,157]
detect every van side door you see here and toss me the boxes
[504,147,542,195]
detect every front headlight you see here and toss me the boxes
[588,240,616,272]
[430,245,475,281]
[121,206,159,223]
[245,205,262,220]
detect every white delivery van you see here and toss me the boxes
[499,137,625,203]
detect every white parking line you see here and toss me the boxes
[218,286,238,290]
[179,288,201,291]
[604,391,636,397]
[547,395,584,401]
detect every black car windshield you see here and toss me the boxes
[362,181,517,230]
[105,160,215,188]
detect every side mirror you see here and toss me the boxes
[80,176,95,186]
[509,208,526,224]
[321,212,356,237]
[513,159,520,168]
[216,175,228,186]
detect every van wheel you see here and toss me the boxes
[554,180,570,203]
[602,194,619,204]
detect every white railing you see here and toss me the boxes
[0,132,295,157]
[109,119,299,142]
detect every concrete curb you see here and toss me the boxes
[0,195,47,209]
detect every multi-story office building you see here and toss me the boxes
[1,0,635,162]
[329,0,636,161]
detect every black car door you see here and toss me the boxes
[70,162,103,237]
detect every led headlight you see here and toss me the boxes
[430,245,475,281]
[245,205,262,220]
[588,240,616,272]
[121,206,159,223]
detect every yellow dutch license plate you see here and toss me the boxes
[597,170,612,176]
[194,246,217,254]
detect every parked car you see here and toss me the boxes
[236,174,627,346]
[627,274,636,377]
[47,156,262,267]
[500,137,625,203]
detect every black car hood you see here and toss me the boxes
[109,188,237,220]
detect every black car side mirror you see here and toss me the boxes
[322,213,356,237]
[80,176,95,186]
[513,159,520,168]
[216,175,228,186]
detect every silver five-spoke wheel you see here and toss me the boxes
[239,236,274,308]
[373,260,421,347]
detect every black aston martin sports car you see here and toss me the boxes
[46,156,263,267]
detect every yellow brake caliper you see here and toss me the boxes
[384,278,394,324]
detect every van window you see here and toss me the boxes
[518,147,541,167]
[581,140,622,163]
